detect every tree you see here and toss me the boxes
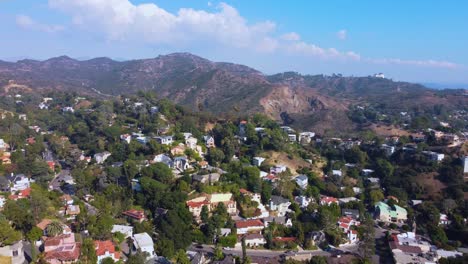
[369,190,384,205]
[27,226,43,242]
[126,252,148,264]
[214,243,224,261]
[207,148,225,166]
[358,215,375,260]
[309,256,327,264]
[80,238,97,264]
[101,258,116,264]
[0,219,22,246]
[201,205,209,223]
[157,238,175,258]
[46,221,64,237]
[175,249,190,264]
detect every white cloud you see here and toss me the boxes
[281,32,300,41]
[336,29,347,40]
[46,0,459,69]
[16,14,64,33]
[369,58,459,69]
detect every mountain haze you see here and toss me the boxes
[0,53,466,132]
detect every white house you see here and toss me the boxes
[243,234,266,247]
[270,165,287,175]
[0,195,5,209]
[174,156,189,172]
[422,151,445,162]
[0,241,26,264]
[38,102,49,110]
[0,138,5,151]
[185,137,198,150]
[203,136,215,148]
[269,196,291,217]
[361,169,374,176]
[132,233,156,260]
[298,132,315,144]
[381,144,395,156]
[62,106,75,113]
[94,151,111,164]
[235,219,264,235]
[112,225,134,238]
[332,170,342,177]
[120,134,132,144]
[154,136,173,145]
[95,240,120,264]
[295,175,308,189]
[252,157,266,167]
[8,174,34,192]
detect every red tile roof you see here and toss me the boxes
[186,200,210,208]
[94,240,120,259]
[122,209,145,220]
[235,219,264,229]
[45,243,81,262]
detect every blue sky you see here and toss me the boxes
[1,0,467,84]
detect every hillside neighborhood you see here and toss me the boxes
[0,91,466,264]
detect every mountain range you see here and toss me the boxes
[0,53,466,133]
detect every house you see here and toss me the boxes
[339,197,360,204]
[44,233,81,264]
[381,144,395,156]
[132,233,156,260]
[18,114,27,120]
[320,196,338,206]
[288,134,297,142]
[185,137,198,150]
[361,169,374,176]
[152,154,173,167]
[235,219,265,234]
[331,170,342,177]
[7,174,34,192]
[150,106,159,114]
[243,233,266,247]
[60,194,74,206]
[123,209,146,223]
[192,173,221,185]
[342,209,360,220]
[422,151,445,162]
[0,241,26,264]
[65,205,80,220]
[375,202,407,223]
[239,189,261,203]
[463,156,468,174]
[295,175,308,189]
[270,165,287,175]
[120,134,132,144]
[298,132,315,144]
[366,177,381,187]
[0,138,7,151]
[262,216,292,228]
[0,195,5,209]
[112,225,134,238]
[95,240,120,264]
[269,196,291,217]
[94,151,111,164]
[252,157,266,167]
[174,156,190,171]
[154,136,173,145]
[8,187,32,200]
[187,193,237,219]
[337,216,360,244]
[439,214,451,226]
[36,219,72,236]
[171,144,186,156]
[203,136,216,148]
[62,106,75,113]
[136,136,148,145]
[39,102,49,110]
[294,196,312,208]
[389,232,434,263]
[0,151,11,165]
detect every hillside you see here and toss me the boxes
[0,53,466,133]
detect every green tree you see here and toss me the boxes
[101,258,116,264]
[27,226,43,242]
[309,256,327,264]
[45,221,63,237]
[175,249,190,264]
[0,219,22,246]
[80,238,98,264]
[369,189,384,205]
[201,205,209,223]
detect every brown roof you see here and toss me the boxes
[37,219,53,230]
[45,243,81,261]
[235,219,264,229]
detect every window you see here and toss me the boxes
[13,250,18,256]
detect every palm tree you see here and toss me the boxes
[45,221,63,237]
